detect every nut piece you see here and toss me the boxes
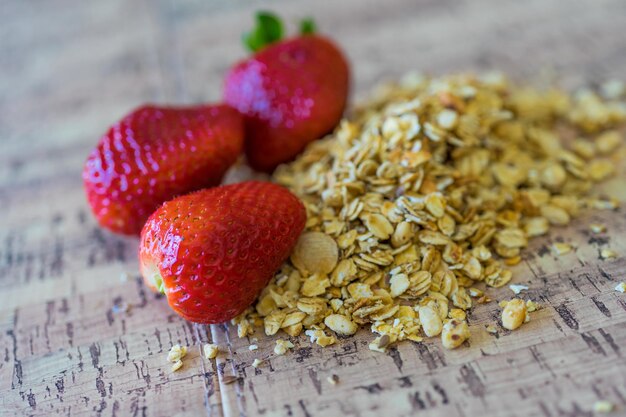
[171,359,183,372]
[203,343,219,359]
[551,242,572,256]
[368,335,391,353]
[252,358,263,368]
[600,249,617,259]
[593,400,614,413]
[291,232,339,274]
[615,282,626,293]
[441,319,470,349]
[419,305,443,337]
[502,298,527,330]
[167,344,188,363]
[324,314,359,336]
[274,339,295,355]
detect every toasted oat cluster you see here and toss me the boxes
[233,73,625,351]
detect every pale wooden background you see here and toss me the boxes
[1,0,626,416]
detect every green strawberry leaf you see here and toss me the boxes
[299,18,316,35]
[243,11,284,52]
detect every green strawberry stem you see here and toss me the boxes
[243,11,284,52]
[242,12,316,52]
[299,18,316,35]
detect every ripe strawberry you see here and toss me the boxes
[224,12,350,172]
[83,104,244,235]
[139,181,306,323]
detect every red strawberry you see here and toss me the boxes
[83,104,244,235]
[224,13,350,172]
[139,180,306,323]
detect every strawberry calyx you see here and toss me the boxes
[243,11,316,52]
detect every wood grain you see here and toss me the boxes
[1,0,626,416]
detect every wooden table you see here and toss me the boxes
[1,0,626,416]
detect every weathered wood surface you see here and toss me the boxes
[1,0,626,416]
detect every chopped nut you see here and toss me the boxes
[369,335,391,353]
[502,299,527,330]
[525,300,541,312]
[441,319,470,349]
[600,249,617,259]
[551,242,572,256]
[167,344,188,363]
[305,329,337,347]
[171,360,183,372]
[248,344,258,351]
[274,339,295,355]
[203,344,219,360]
[615,282,626,293]
[252,358,263,368]
[593,400,615,413]
[327,374,340,385]
[449,308,466,321]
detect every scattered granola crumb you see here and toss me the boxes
[171,360,183,372]
[509,284,529,295]
[477,295,492,304]
[248,344,258,351]
[203,343,219,359]
[274,339,295,355]
[593,400,615,413]
[615,282,626,293]
[502,299,527,330]
[552,243,572,256]
[449,308,466,321]
[600,249,618,260]
[167,344,188,363]
[327,374,340,385]
[589,223,607,233]
[525,300,541,312]
[252,358,263,368]
[485,324,498,334]
[369,335,390,353]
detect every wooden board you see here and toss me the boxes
[1,0,626,416]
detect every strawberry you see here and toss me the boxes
[139,181,306,323]
[83,104,244,235]
[224,12,350,172]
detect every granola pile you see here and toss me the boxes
[233,73,625,351]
